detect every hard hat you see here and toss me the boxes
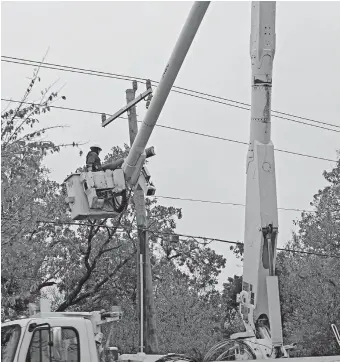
[90,144,102,151]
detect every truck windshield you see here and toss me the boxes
[1,324,21,362]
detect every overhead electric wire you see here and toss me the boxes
[148,229,340,259]
[2,56,339,132]
[1,98,337,163]
[2,57,339,133]
[36,220,125,229]
[168,88,339,133]
[1,98,127,119]
[3,55,339,129]
[155,195,313,213]
[26,219,340,259]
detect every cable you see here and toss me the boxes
[1,58,134,83]
[2,98,337,163]
[149,230,340,259]
[0,98,127,119]
[2,57,339,133]
[155,354,199,362]
[170,89,339,133]
[24,219,340,259]
[2,56,339,132]
[3,55,339,130]
[204,339,261,361]
[35,220,126,230]
[155,195,314,213]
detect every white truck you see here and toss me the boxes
[1,300,123,362]
[3,1,340,361]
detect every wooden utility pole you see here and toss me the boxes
[126,83,158,354]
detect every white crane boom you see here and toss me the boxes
[123,1,210,185]
[235,1,287,359]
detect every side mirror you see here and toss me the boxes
[51,327,62,360]
[105,347,119,361]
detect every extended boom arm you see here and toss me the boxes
[235,1,287,359]
[123,1,210,187]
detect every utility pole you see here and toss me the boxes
[126,81,158,354]
[101,79,158,353]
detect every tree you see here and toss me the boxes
[2,117,227,322]
[2,68,231,358]
[1,67,80,320]
[56,188,227,310]
[104,261,227,358]
[277,154,340,356]
[220,275,244,338]
[154,262,221,358]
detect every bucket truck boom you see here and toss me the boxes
[64,1,210,221]
[232,1,287,359]
[121,2,210,186]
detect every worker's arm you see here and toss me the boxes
[102,158,124,171]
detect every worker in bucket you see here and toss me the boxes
[86,144,103,171]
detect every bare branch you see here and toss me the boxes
[98,243,123,256]
[69,253,135,306]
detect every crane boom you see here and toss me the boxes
[235,1,287,359]
[123,1,210,186]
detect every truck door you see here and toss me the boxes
[18,319,91,362]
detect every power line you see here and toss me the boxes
[154,122,336,162]
[4,55,340,130]
[0,98,128,119]
[1,98,337,163]
[169,88,339,133]
[2,56,339,132]
[3,57,339,133]
[27,219,340,259]
[1,58,134,83]
[36,220,125,229]
[155,195,313,213]
[149,230,340,259]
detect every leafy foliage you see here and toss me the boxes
[5,68,339,359]
[104,262,232,358]
[277,155,340,356]
[1,112,228,323]
[154,262,221,358]
[2,69,84,319]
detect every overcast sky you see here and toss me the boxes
[2,1,340,285]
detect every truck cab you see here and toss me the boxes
[1,301,122,362]
[2,317,97,362]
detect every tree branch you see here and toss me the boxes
[67,252,135,307]
[98,244,123,256]
[84,225,95,272]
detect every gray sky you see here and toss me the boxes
[2,1,340,285]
